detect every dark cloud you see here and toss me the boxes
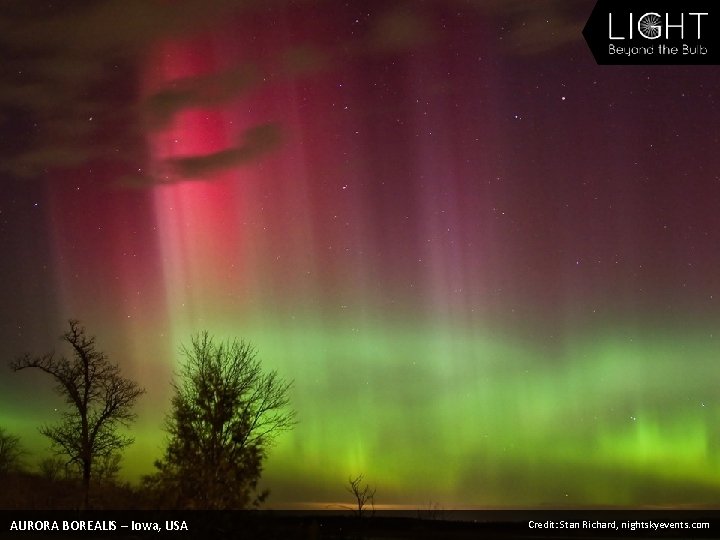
[1,0,579,183]
[166,123,283,178]
[143,66,260,130]
[0,0,428,182]
[0,0,253,179]
[113,123,282,188]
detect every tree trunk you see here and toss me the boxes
[82,461,91,509]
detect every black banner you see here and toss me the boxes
[2,510,720,539]
[583,1,720,64]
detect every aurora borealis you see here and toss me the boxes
[3,0,720,508]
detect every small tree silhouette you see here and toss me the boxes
[419,500,446,520]
[11,320,144,508]
[0,427,24,475]
[38,456,72,481]
[346,474,376,518]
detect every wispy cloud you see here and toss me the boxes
[167,123,283,178]
[1,0,582,184]
[0,0,250,179]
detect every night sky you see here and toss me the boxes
[2,0,720,508]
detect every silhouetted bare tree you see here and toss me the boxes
[11,319,144,508]
[0,427,24,475]
[346,474,376,518]
[148,331,296,509]
[38,456,71,482]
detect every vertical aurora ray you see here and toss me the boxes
[5,0,720,508]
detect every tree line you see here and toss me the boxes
[3,319,296,510]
